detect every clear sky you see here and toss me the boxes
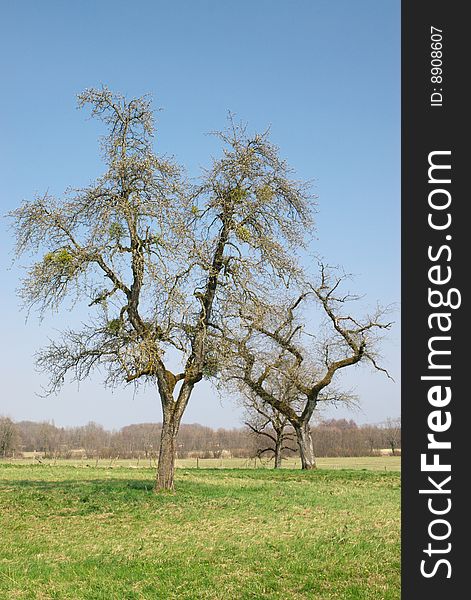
[0,0,400,429]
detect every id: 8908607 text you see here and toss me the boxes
[430,26,443,107]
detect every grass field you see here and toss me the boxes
[176,456,401,471]
[7,455,401,472]
[0,462,400,599]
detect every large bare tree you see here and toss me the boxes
[215,264,392,469]
[10,88,314,489]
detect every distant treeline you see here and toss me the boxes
[0,417,401,460]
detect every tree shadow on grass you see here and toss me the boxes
[0,475,247,500]
[0,477,271,521]
[0,478,153,492]
[0,469,399,506]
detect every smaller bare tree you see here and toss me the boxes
[214,263,392,469]
[242,393,296,468]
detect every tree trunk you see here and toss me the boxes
[156,411,180,490]
[155,380,193,491]
[295,422,316,470]
[274,439,282,469]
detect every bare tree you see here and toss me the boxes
[215,264,392,469]
[242,393,296,468]
[381,417,401,455]
[362,424,383,455]
[80,422,109,458]
[0,417,18,458]
[10,88,314,489]
[37,421,60,457]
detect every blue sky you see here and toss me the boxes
[0,0,400,429]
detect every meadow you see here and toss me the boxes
[0,460,400,599]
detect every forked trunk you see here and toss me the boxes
[295,422,316,470]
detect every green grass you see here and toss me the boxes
[0,464,400,599]
[176,456,401,471]
[8,455,401,472]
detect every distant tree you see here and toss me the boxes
[215,264,392,469]
[381,418,401,455]
[0,417,18,457]
[319,418,358,430]
[119,423,162,459]
[11,88,314,489]
[80,422,109,458]
[11,417,398,459]
[37,421,60,456]
[362,424,383,455]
